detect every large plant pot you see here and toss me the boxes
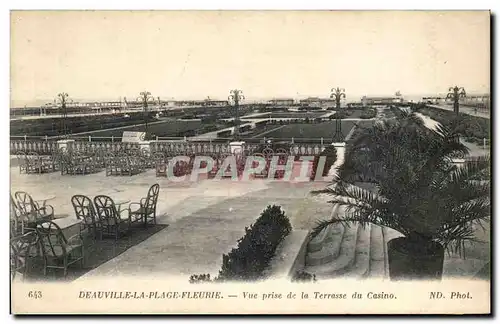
[387,237,444,281]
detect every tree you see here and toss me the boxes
[313,111,490,279]
[446,86,466,115]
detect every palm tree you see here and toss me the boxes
[312,112,490,280]
[446,86,466,115]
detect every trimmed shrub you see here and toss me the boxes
[310,145,337,180]
[189,274,213,284]
[334,110,351,119]
[291,270,317,283]
[360,109,377,119]
[190,205,292,283]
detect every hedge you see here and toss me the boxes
[190,205,292,283]
[359,109,377,119]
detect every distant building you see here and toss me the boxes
[423,96,445,104]
[171,99,229,107]
[362,96,402,105]
[346,102,365,109]
[299,97,336,108]
[268,98,295,106]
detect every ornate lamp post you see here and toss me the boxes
[446,86,466,115]
[228,89,245,140]
[137,91,155,139]
[55,93,72,137]
[330,87,346,142]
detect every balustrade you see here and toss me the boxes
[11,139,328,157]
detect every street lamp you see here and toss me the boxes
[55,93,72,137]
[137,91,155,139]
[228,89,245,140]
[331,87,346,110]
[446,86,466,115]
[330,87,346,142]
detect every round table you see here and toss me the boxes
[35,194,56,206]
[114,198,131,213]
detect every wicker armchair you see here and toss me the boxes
[94,195,131,240]
[16,151,28,174]
[129,184,160,227]
[36,221,84,277]
[14,191,55,231]
[10,231,39,280]
[71,195,101,241]
[154,152,168,177]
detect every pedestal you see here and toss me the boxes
[139,141,152,152]
[229,141,245,154]
[57,139,75,152]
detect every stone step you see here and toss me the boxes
[342,224,372,278]
[305,222,359,278]
[307,204,341,252]
[308,224,333,253]
[367,225,386,278]
[306,223,345,266]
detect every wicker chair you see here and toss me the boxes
[10,194,24,236]
[10,231,39,281]
[129,184,160,227]
[154,152,168,177]
[14,191,54,231]
[94,195,131,240]
[140,148,155,169]
[71,195,101,241]
[36,221,84,277]
[24,152,50,174]
[16,151,28,174]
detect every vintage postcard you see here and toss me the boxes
[9,10,491,315]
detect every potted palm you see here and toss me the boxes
[312,113,490,280]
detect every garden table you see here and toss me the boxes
[40,217,82,241]
[114,198,131,213]
[34,194,56,207]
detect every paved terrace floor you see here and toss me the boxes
[10,165,331,280]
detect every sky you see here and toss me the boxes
[10,10,490,107]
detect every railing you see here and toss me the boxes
[10,135,333,144]
[10,137,330,156]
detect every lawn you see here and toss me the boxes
[69,120,205,139]
[417,105,490,145]
[241,112,327,119]
[257,121,374,141]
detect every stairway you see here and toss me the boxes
[303,208,488,280]
[304,212,402,279]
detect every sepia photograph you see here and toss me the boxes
[8,9,492,315]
